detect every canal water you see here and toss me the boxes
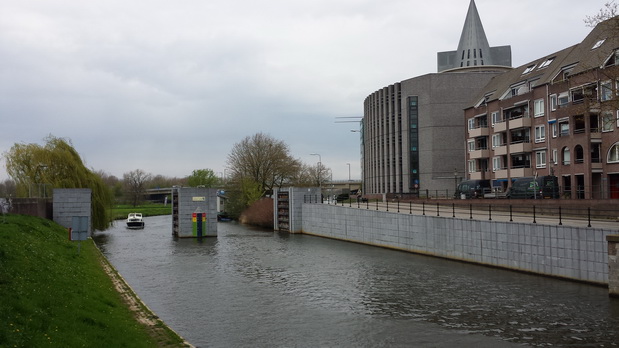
[94,215,619,347]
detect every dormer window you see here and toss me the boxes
[604,50,619,67]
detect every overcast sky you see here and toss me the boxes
[0,0,601,182]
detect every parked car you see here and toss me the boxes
[506,176,560,199]
[454,179,491,199]
[335,193,350,202]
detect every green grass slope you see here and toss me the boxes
[0,214,185,347]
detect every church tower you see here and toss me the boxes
[437,0,511,72]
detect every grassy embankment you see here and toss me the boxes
[0,214,188,347]
[111,203,171,220]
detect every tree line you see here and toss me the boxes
[2,133,331,229]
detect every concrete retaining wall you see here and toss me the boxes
[302,204,612,285]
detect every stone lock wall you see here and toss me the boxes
[608,235,619,297]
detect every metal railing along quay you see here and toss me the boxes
[304,195,619,230]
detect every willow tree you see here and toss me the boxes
[4,135,113,230]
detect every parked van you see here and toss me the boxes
[506,176,560,199]
[454,179,491,199]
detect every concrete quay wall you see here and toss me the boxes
[301,204,612,285]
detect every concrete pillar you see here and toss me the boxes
[608,235,619,297]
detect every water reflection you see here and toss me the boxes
[94,215,619,347]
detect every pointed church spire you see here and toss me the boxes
[456,0,492,67]
[436,0,511,72]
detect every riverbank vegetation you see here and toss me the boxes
[111,203,171,220]
[0,214,187,347]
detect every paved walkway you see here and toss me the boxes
[323,200,619,231]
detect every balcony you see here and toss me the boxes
[468,126,490,138]
[468,171,484,180]
[509,141,532,153]
[493,169,509,179]
[469,148,490,159]
[508,117,531,129]
[510,167,533,177]
[493,121,507,132]
[492,145,507,156]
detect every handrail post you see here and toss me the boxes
[386,200,389,212]
[436,202,440,217]
[588,207,591,228]
[409,201,412,214]
[452,203,455,218]
[470,204,473,219]
[558,206,562,225]
[488,204,492,221]
[533,205,537,224]
[397,199,400,213]
[509,205,513,222]
[422,202,425,216]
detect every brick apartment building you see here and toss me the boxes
[464,17,619,199]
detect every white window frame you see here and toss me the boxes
[468,118,475,130]
[536,151,547,168]
[534,99,545,117]
[491,111,500,126]
[563,147,571,165]
[609,143,619,163]
[535,125,546,143]
[550,94,557,111]
[492,133,502,148]
[552,149,558,165]
[467,140,475,152]
[558,93,569,107]
[468,160,477,173]
[492,157,502,171]
[601,80,613,101]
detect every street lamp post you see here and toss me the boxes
[347,162,351,194]
[454,168,458,198]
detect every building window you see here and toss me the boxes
[604,50,619,67]
[552,149,558,165]
[468,118,475,130]
[536,151,547,168]
[609,143,619,163]
[538,57,554,69]
[492,157,502,171]
[551,121,557,138]
[492,133,502,148]
[562,147,571,165]
[491,111,501,125]
[468,160,477,173]
[602,112,614,132]
[558,93,569,107]
[550,94,557,111]
[534,99,544,117]
[601,80,613,101]
[468,140,475,152]
[559,121,569,136]
[592,38,606,50]
[535,125,546,143]
[522,64,536,74]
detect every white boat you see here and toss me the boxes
[126,213,145,229]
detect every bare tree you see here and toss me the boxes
[123,169,152,207]
[227,133,301,196]
[585,1,617,27]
